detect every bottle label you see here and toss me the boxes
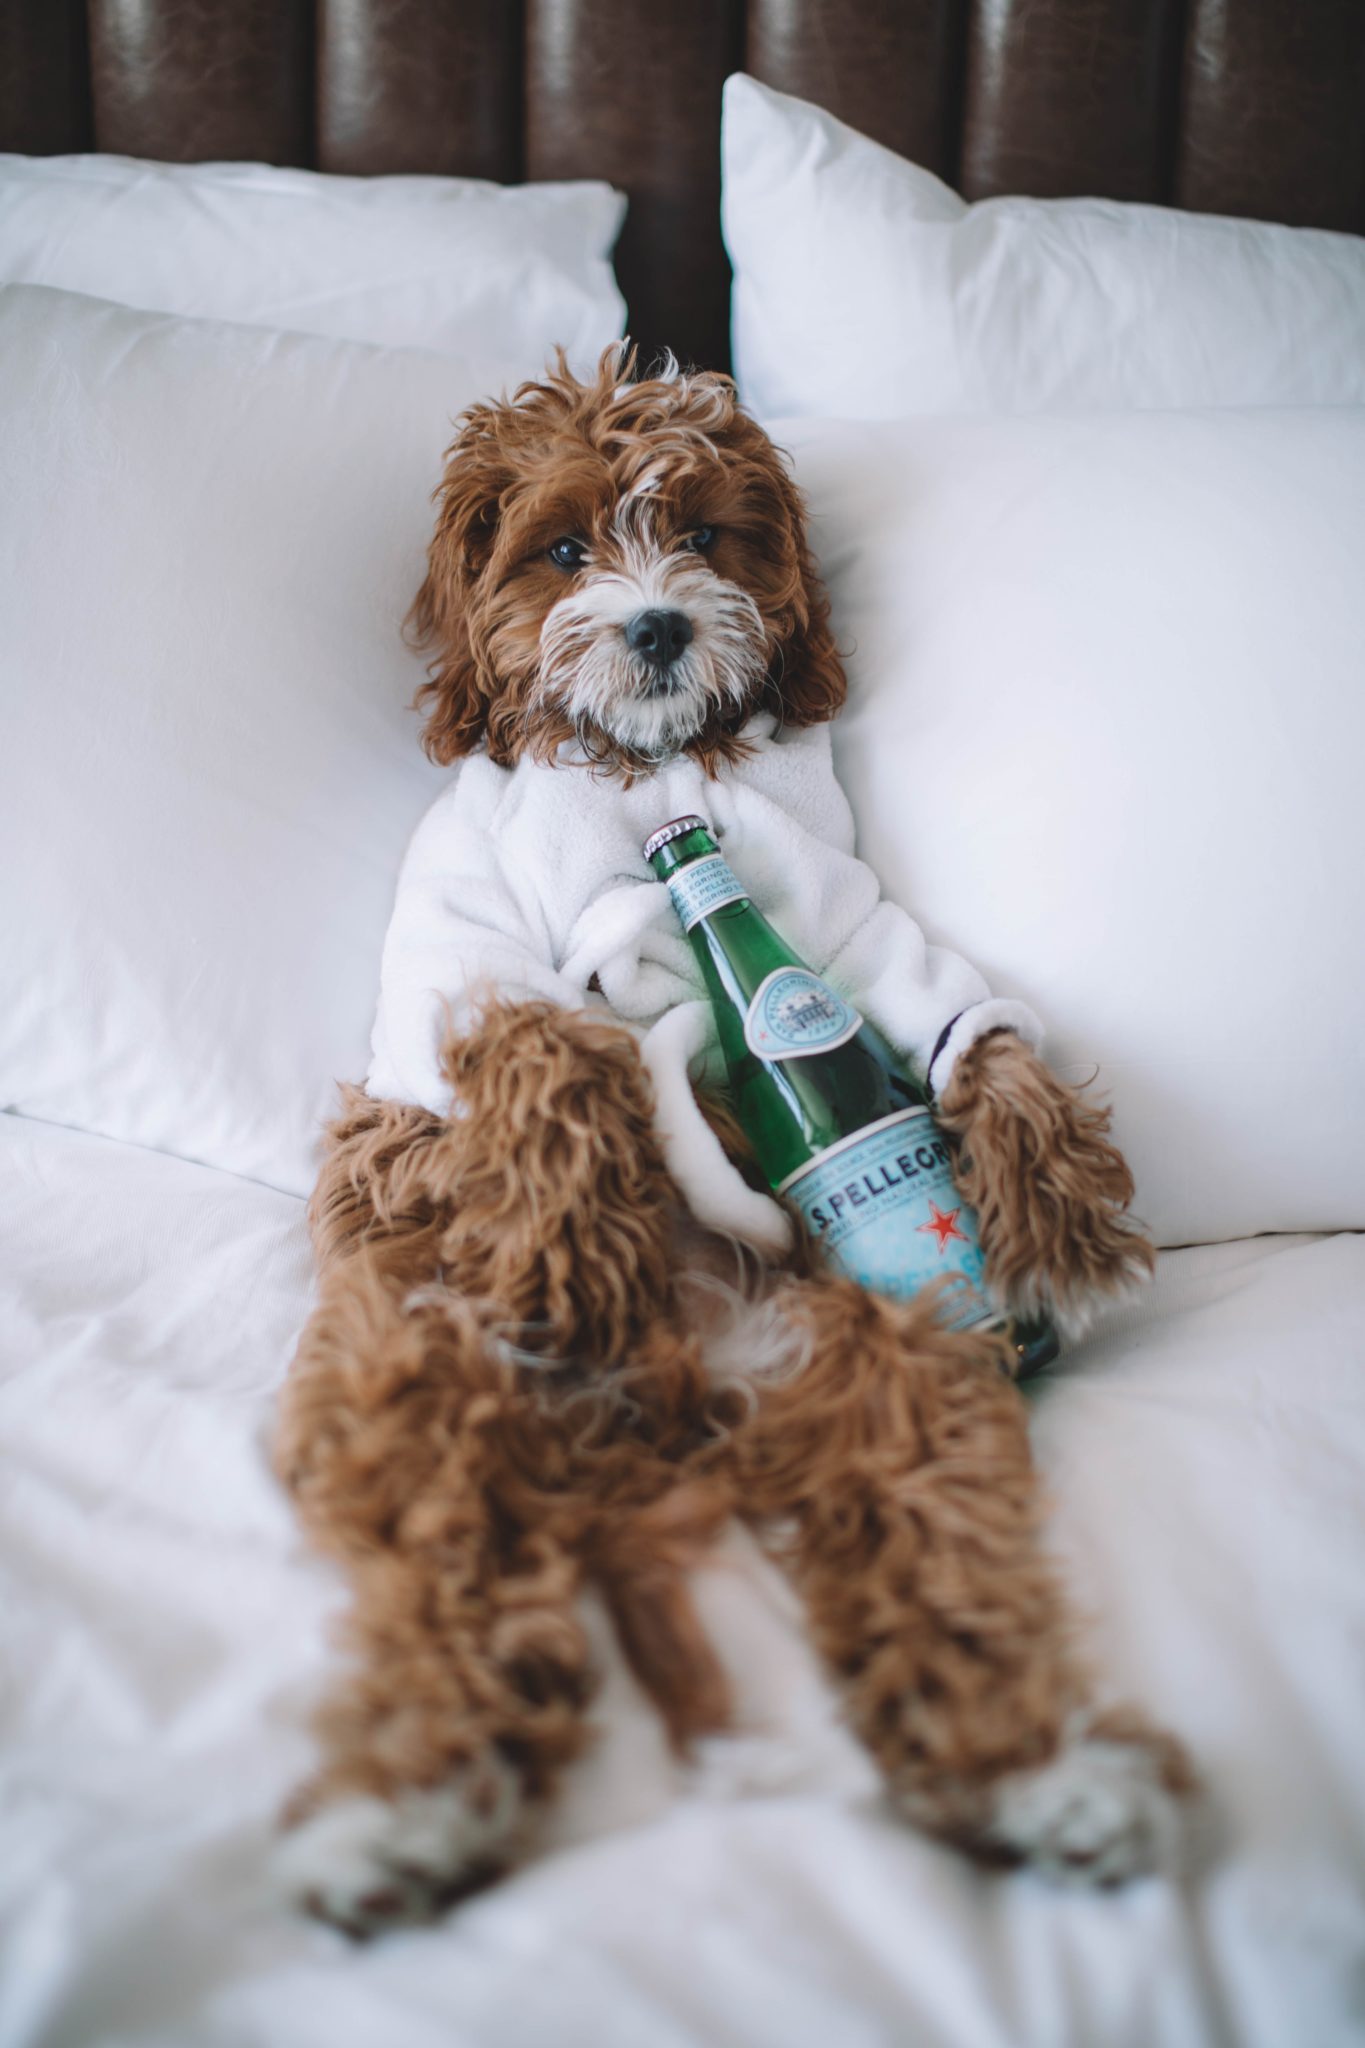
[665,853,747,932]
[744,967,862,1060]
[781,1108,996,1329]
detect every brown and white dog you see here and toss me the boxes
[273,348,1192,1935]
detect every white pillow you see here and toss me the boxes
[723,74,1365,420]
[779,408,1365,1247]
[0,153,624,368]
[0,283,485,1193]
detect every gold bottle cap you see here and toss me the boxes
[642,815,713,861]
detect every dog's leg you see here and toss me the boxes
[735,1277,1194,1885]
[274,1000,691,1934]
[273,1269,602,1935]
[936,1031,1156,1337]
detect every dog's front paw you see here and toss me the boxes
[937,1032,1155,1338]
[981,1717,1196,1888]
[274,1754,523,1937]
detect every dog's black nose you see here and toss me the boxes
[625,609,693,668]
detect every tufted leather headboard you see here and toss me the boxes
[4,0,1364,374]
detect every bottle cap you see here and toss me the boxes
[642,815,712,862]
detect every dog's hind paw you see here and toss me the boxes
[273,1755,523,1936]
[982,1721,1196,1888]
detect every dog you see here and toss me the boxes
[272,347,1193,1936]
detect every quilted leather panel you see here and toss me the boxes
[525,0,742,373]
[88,0,312,164]
[747,0,964,177]
[317,0,521,180]
[961,0,1186,202]
[1178,0,1365,231]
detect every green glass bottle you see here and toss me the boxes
[644,816,1059,1378]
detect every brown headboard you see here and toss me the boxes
[4,0,1364,374]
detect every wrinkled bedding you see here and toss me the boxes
[2,1110,1363,2048]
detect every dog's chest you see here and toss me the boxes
[485,720,858,1029]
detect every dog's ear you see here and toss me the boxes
[758,450,848,732]
[767,530,847,730]
[406,410,509,764]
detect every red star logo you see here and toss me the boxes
[918,1201,970,1254]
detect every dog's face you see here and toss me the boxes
[409,347,845,776]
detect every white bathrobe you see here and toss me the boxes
[367,714,1040,1252]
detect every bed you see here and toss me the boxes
[3,5,1365,2045]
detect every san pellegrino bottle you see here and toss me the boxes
[644,816,1058,1377]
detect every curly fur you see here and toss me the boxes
[276,354,1189,1931]
[277,1007,745,1839]
[278,1009,1187,1923]
[407,344,845,778]
[937,1031,1156,1337]
[720,1280,1085,1803]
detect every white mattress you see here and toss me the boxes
[1,1111,1362,2048]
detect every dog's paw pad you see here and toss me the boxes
[985,1733,1190,1888]
[274,1757,522,1936]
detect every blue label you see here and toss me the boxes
[783,1109,995,1328]
[666,854,747,931]
[744,968,862,1060]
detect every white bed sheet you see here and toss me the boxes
[1,1111,1362,2048]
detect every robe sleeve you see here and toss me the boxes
[366,773,582,1116]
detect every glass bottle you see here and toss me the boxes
[644,815,1059,1377]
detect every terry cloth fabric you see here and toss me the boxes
[367,714,1041,1250]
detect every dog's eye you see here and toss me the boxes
[685,525,717,553]
[548,537,586,571]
